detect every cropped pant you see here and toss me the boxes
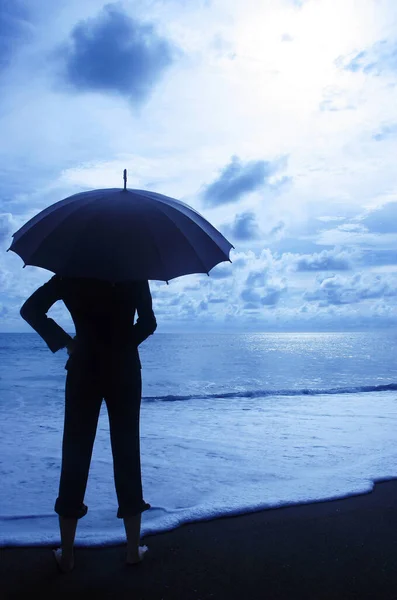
[54,347,151,519]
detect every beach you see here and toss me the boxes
[2,478,397,599]
[2,331,397,598]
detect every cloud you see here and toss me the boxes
[241,288,261,303]
[243,302,259,310]
[261,287,284,306]
[240,284,285,308]
[358,248,397,268]
[0,0,33,72]
[208,263,233,279]
[57,3,178,103]
[224,211,262,241]
[239,256,288,309]
[319,86,356,112]
[295,249,353,271]
[359,202,397,234]
[304,272,397,306]
[336,223,367,233]
[0,212,13,245]
[198,300,208,311]
[268,221,285,239]
[373,123,397,141]
[339,39,397,76]
[246,269,267,287]
[210,33,236,60]
[289,0,308,7]
[294,202,397,254]
[316,216,346,223]
[281,34,293,42]
[201,155,287,207]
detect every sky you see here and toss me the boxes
[1,0,397,333]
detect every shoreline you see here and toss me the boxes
[2,478,397,599]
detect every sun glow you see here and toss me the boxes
[231,0,362,112]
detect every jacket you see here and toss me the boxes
[20,275,157,369]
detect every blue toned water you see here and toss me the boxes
[1,331,397,546]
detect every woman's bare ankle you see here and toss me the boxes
[126,545,149,565]
[123,514,142,555]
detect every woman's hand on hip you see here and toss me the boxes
[66,337,77,356]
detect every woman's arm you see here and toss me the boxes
[20,276,74,353]
[132,280,157,347]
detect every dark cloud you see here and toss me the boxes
[0,0,33,71]
[373,123,397,141]
[227,211,262,241]
[241,281,284,308]
[296,249,351,271]
[58,3,178,103]
[260,288,283,306]
[338,40,397,75]
[202,155,287,207]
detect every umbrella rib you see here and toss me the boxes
[142,196,210,275]
[22,196,98,269]
[141,190,234,252]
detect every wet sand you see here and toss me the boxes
[2,478,397,599]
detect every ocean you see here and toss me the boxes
[1,331,397,547]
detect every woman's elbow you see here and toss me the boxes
[20,304,29,322]
[20,303,37,327]
[148,315,157,335]
[150,317,157,335]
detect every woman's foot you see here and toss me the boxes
[126,544,149,565]
[53,548,74,573]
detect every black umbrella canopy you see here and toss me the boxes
[8,184,234,283]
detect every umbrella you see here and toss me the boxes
[7,170,234,283]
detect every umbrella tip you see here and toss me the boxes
[123,169,127,191]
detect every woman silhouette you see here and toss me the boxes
[20,275,157,572]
